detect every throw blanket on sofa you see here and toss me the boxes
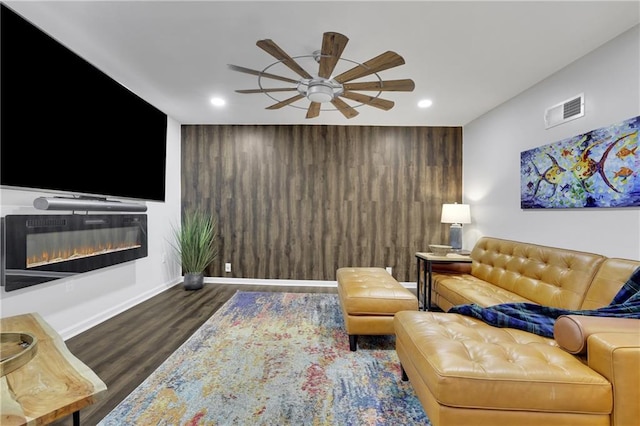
[448,267,640,338]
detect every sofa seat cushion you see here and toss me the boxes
[394,311,613,415]
[434,273,533,307]
[337,267,417,315]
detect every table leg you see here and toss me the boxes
[421,259,428,311]
[427,260,433,311]
[416,258,421,309]
[73,411,80,426]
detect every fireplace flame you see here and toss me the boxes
[27,241,141,268]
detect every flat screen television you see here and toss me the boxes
[1,4,168,202]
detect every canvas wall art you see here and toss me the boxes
[520,115,639,209]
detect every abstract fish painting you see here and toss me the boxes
[521,116,639,208]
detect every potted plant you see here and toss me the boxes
[171,208,219,290]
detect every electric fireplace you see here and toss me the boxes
[1,214,147,292]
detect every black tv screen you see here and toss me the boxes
[1,4,168,202]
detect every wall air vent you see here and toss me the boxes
[544,93,584,129]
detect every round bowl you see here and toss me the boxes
[429,244,452,256]
[1,332,38,376]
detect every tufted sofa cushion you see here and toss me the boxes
[579,257,640,309]
[395,311,613,414]
[337,267,417,315]
[467,237,606,309]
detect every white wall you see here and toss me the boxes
[463,25,640,260]
[0,117,182,339]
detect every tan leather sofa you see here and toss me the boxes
[395,237,640,426]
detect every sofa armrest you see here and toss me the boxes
[587,332,640,426]
[553,315,640,354]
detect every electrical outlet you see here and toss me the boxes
[386,267,392,275]
[225,263,231,273]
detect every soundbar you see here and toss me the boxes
[33,197,147,212]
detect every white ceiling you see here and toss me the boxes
[6,1,640,127]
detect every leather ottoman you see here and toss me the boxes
[337,267,418,351]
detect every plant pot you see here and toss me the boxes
[183,272,204,291]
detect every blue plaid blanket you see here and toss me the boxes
[448,266,640,337]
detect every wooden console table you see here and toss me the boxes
[1,313,106,425]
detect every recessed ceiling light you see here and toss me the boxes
[418,99,433,108]
[210,97,225,107]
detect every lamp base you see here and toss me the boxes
[449,224,463,250]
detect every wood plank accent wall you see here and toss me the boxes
[181,125,462,283]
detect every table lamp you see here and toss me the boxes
[441,203,471,250]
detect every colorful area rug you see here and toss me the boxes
[98,291,430,425]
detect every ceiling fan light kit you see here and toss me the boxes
[229,31,415,119]
[306,81,336,103]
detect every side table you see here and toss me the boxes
[1,312,107,425]
[415,252,472,311]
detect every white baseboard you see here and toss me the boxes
[205,276,416,289]
[60,277,182,340]
[205,277,337,287]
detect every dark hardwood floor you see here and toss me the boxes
[51,283,338,426]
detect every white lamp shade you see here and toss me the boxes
[441,203,471,224]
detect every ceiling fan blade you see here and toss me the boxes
[333,51,406,83]
[306,102,321,119]
[265,94,305,110]
[228,64,299,84]
[330,97,359,119]
[256,39,312,79]
[340,91,394,111]
[318,32,349,79]
[343,79,415,92]
[235,88,298,94]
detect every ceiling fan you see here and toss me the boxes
[228,32,415,119]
